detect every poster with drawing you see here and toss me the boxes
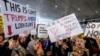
[47,13,83,42]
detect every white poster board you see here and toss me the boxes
[84,22,100,38]
[47,13,83,42]
[0,0,36,37]
[37,24,48,38]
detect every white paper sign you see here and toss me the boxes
[84,22,100,38]
[0,0,36,37]
[47,13,83,42]
[37,24,48,38]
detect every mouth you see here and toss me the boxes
[78,44,81,47]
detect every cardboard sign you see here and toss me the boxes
[37,24,48,38]
[84,22,100,38]
[47,13,83,42]
[0,14,4,30]
[0,0,36,37]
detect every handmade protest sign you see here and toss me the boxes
[47,13,83,42]
[0,0,36,37]
[47,23,67,42]
[37,24,48,38]
[85,22,100,38]
[0,14,4,30]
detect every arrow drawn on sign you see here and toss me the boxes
[7,25,12,35]
[50,26,58,35]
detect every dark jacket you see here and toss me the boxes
[42,40,55,56]
[20,34,31,49]
[0,42,12,56]
[85,37,100,56]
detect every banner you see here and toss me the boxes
[37,24,48,38]
[0,14,4,30]
[0,0,36,37]
[47,13,83,42]
[84,22,100,38]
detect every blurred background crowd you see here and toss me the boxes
[0,31,100,56]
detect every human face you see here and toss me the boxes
[72,36,77,43]
[19,36,25,43]
[75,38,85,48]
[57,39,63,45]
[33,41,39,51]
[0,36,3,42]
[14,40,19,48]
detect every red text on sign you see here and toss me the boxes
[4,14,26,22]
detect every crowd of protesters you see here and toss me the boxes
[0,31,100,56]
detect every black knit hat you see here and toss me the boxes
[12,35,19,40]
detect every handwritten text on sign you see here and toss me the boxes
[85,22,100,38]
[47,13,83,42]
[1,0,36,37]
[37,24,48,38]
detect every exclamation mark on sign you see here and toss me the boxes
[7,25,12,35]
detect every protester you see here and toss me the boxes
[84,36,100,56]
[3,37,16,56]
[1,31,100,56]
[27,38,44,56]
[0,33,6,56]
[11,35,26,56]
[71,37,89,56]
[37,40,44,56]
[42,38,55,56]
[18,33,31,49]
[0,33,15,56]
[92,36,100,56]
[27,40,37,56]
